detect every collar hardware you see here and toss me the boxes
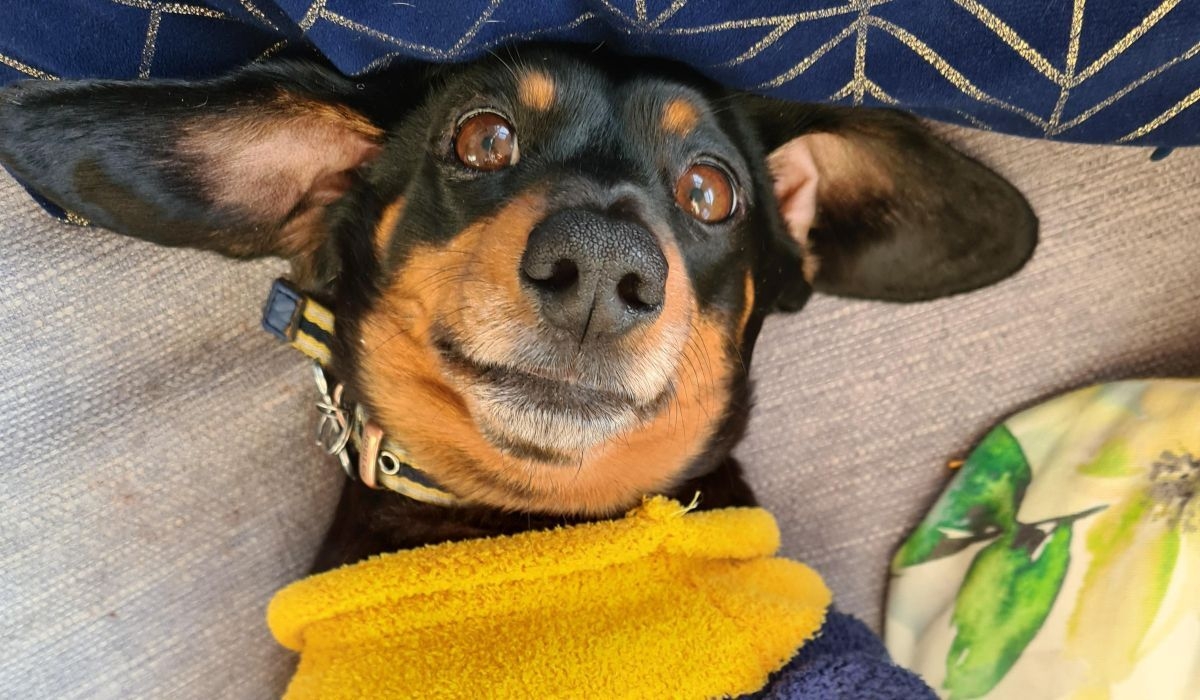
[313,363,353,477]
[262,278,462,507]
[357,419,385,488]
[261,278,335,367]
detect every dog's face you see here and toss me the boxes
[0,48,1037,516]
[346,56,792,515]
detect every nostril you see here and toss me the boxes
[546,259,579,291]
[617,272,659,312]
[525,258,579,294]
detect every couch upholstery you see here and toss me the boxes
[1,125,1198,697]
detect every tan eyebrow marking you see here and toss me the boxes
[373,196,406,262]
[518,71,556,112]
[661,98,700,136]
[738,270,756,339]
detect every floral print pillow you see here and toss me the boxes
[886,380,1199,699]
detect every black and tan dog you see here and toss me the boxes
[0,46,1036,573]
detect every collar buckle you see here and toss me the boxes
[263,278,335,367]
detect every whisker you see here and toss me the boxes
[683,328,716,421]
[487,48,521,84]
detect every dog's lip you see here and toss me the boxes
[433,335,640,414]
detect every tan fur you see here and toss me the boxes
[737,271,755,339]
[272,91,383,139]
[518,71,556,112]
[603,237,695,405]
[373,197,406,262]
[803,132,894,208]
[661,98,699,136]
[801,244,821,283]
[358,193,739,515]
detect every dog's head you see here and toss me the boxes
[0,47,1036,516]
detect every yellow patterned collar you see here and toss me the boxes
[268,497,831,699]
[261,278,460,506]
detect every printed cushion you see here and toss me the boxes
[887,379,1200,699]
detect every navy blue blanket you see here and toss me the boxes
[747,611,936,699]
[0,0,1196,146]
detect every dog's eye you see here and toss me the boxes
[454,110,519,171]
[674,161,736,223]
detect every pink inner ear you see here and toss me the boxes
[767,138,819,243]
[767,137,820,280]
[306,141,384,207]
[181,99,384,224]
[210,119,381,219]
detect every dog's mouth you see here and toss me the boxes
[352,193,736,513]
[434,334,671,460]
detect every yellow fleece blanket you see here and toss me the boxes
[268,497,831,699]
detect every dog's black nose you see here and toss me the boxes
[521,209,667,339]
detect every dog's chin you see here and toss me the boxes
[436,338,672,459]
[469,386,639,457]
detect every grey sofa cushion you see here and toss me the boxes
[1,127,1197,699]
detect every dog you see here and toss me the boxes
[0,45,1036,577]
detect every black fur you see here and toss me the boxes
[0,45,1038,572]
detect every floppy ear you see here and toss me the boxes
[0,61,390,286]
[744,98,1037,303]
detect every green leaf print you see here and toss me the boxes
[937,504,1104,697]
[944,522,1073,700]
[894,426,1031,568]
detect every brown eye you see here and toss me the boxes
[454,110,518,171]
[675,162,736,222]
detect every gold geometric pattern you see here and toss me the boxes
[294,0,1196,141]
[297,0,600,68]
[0,52,59,81]
[0,0,1192,144]
[109,0,233,78]
[0,1,239,81]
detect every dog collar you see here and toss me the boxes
[261,279,461,507]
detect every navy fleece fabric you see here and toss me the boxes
[0,0,1196,146]
[747,611,936,699]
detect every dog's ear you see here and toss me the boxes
[0,61,393,285]
[743,98,1037,304]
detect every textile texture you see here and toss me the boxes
[268,497,838,699]
[2,128,1198,699]
[1,7,1199,698]
[887,380,1200,699]
[757,611,936,700]
[0,0,1196,146]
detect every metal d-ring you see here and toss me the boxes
[378,451,402,476]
